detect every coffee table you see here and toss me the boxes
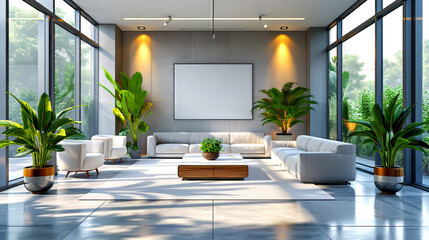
[178,153,248,180]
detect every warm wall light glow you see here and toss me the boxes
[270,34,296,86]
[130,34,151,90]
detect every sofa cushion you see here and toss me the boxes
[110,146,127,159]
[230,132,264,144]
[154,132,189,144]
[189,144,231,153]
[307,138,325,152]
[231,144,264,153]
[276,148,307,164]
[83,153,104,170]
[296,135,312,151]
[284,154,299,177]
[189,132,230,144]
[156,144,189,154]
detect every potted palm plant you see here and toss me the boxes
[0,93,83,193]
[200,137,224,160]
[100,68,152,159]
[252,82,317,141]
[346,94,429,193]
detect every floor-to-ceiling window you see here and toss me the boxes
[0,0,98,187]
[342,25,375,159]
[81,41,96,138]
[422,0,429,185]
[8,0,46,181]
[328,47,337,140]
[54,25,76,117]
[327,0,429,189]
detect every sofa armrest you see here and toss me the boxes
[57,142,86,171]
[297,152,356,183]
[91,136,113,159]
[263,135,273,155]
[271,140,297,149]
[147,135,157,157]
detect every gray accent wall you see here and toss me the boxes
[121,31,309,153]
[306,28,328,138]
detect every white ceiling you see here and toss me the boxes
[74,0,356,31]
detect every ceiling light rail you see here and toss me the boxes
[123,17,305,21]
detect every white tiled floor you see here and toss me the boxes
[1,158,428,240]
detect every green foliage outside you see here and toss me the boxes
[0,93,83,168]
[200,138,224,153]
[329,41,429,175]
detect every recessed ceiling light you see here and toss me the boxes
[263,24,268,29]
[137,26,146,30]
[280,26,288,30]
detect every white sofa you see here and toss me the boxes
[147,132,272,158]
[271,135,356,183]
[91,135,128,164]
[57,140,105,178]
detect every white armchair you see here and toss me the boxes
[57,140,105,178]
[91,135,128,164]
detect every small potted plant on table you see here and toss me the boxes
[346,94,429,193]
[200,137,224,160]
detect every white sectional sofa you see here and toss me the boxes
[271,135,356,183]
[147,132,272,158]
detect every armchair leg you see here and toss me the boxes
[120,158,123,163]
[95,168,99,175]
[65,171,70,178]
[86,171,90,178]
[113,159,115,164]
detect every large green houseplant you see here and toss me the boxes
[346,94,429,193]
[99,68,152,159]
[252,82,317,141]
[0,93,83,193]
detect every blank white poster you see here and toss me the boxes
[174,64,253,119]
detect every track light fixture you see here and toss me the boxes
[163,16,172,26]
[259,16,268,29]
[137,26,146,30]
[212,0,215,39]
[280,26,288,30]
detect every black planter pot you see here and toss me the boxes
[130,147,141,159]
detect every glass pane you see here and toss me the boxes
[8,1,45,180]
[383,6,403,167]
[422,1,429,185]
[383,0,396,8]
[81,16,95,40]
[329,25,337,45]
[81,41,95,138]
[343,0,375,35]
[342,24,375,160]
[55,0,75,28]
[328,48,337,140]
[36,0,53,11]
[55,25,75,117]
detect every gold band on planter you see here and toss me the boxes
[23,165,55,177]
[374,167,403,177]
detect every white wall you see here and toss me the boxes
[98,25,120,135]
